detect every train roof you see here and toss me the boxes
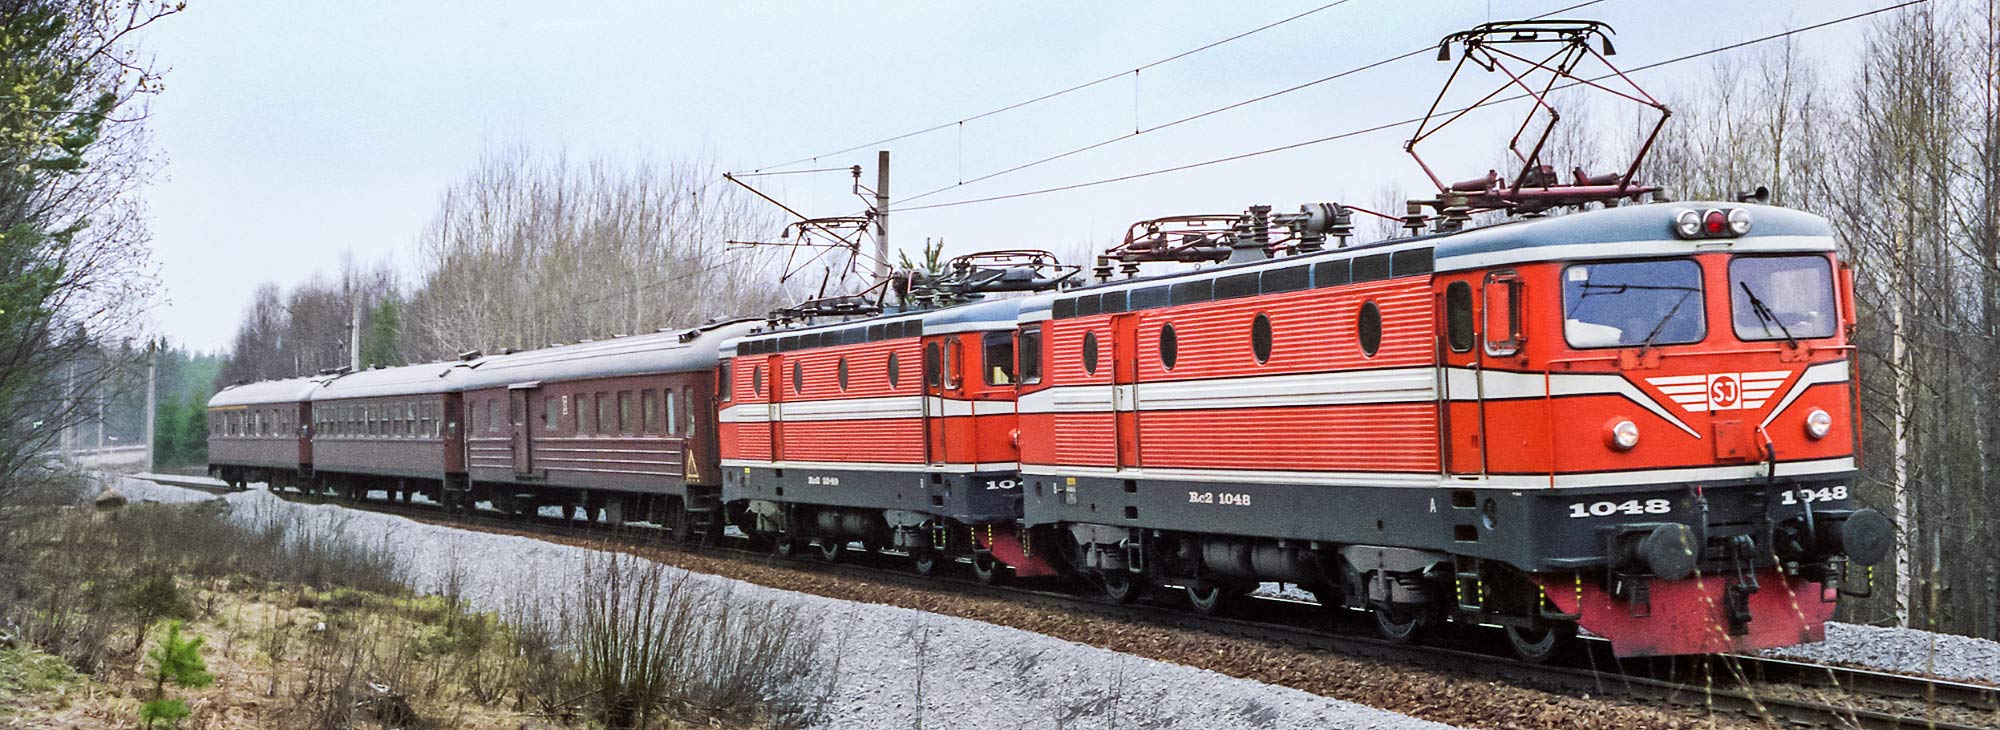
[1021,202,1834,316]
[1430,201,1835,272]
[722,296,1025,356]
[208,376,324,408]
[308,361,459,401]
[452,319,759,391]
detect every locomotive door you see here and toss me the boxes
[507,382,538,476]
[922,338,949,466]
[1110,314,1141,470]
[766,355,784,463]
[1475,271,1526,477]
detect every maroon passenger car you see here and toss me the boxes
[306,363,464,502]
[207,376,320,490]
[451,321,755,536]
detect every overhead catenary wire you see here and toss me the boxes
[896,0,1925,214]
[736,0,1361,174]
[895,0,1610,206]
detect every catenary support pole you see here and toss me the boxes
[875,150,890,281]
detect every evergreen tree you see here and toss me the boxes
[139,620,211,728]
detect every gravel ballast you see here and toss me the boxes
[1762,621,2000,686]
[115,478,1456,730]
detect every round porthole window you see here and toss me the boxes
[887,352,901,388]
[793,361,804,394]
[838,357,851,391]
[753,365,764,395]
[1159,323,1179,370]
[1083,331,1100,374]
[1358,301,1382,357]
[1251,313,1272,364]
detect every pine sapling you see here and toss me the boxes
[139,620,213,729]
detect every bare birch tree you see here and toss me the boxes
[404,149,789,357]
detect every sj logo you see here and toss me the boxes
[1706,374,1740,409]
[1645,371,1790,413]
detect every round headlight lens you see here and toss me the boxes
[1674,209,1701,239]
[1727,208,1752,236]
[1805,408,1833,439]
[1608,419,1640,451]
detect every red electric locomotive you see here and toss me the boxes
[717,255,1076,578]
[1016,201,1889,658]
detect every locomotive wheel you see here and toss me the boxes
[1100,571,1142,604]
[1373,604,1430,644]
[772,538,798,559]
[1505,622,1575,664]
[1186,583,1234,616]
[971,553,1006,585]
[816,540,844,562]
[912,550,939,577]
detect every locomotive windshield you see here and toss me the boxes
[1730,255,1836,342]
[1562,259,1706,349]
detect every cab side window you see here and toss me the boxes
[983,331,1015,386]
[1446,281,1474,353]
[1017,325,1043,385]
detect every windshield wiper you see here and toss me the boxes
[1739,282,1797,348]
[1634,287,1700,359]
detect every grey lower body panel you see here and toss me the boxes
[724,464,1022,524]
[1021,469,1862,573]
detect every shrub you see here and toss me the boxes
[139,620,212,729]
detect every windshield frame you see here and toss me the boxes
[1727,254,1838,343]
[1560,257,1709,351]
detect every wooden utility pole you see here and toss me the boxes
[875,150,890,281]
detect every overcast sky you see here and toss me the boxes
[136,0,1890,352]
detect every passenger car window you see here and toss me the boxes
[620,391,636,434]
[666,389,678,436]
[1562,260,1704,349]
[1730,255,1836,341]
[642,390,657,434]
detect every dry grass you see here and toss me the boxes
[0,491,826,730]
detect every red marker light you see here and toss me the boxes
[1703,209,1729,237]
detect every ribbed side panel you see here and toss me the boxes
[1139,402,1438,472]
[778,419,924,463]
[733,420,772,461]
[1052,412,1116,466]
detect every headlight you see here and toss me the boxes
[1727,208,1752,236]
[1606,419,1640,451]
[1805,408,1832,439]
[1674,209,1701,239]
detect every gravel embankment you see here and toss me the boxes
[1763,621,2000,686]
[1251,582,2000,689]
[114,478,1457,730]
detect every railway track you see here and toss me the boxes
[137,473,1998,730]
